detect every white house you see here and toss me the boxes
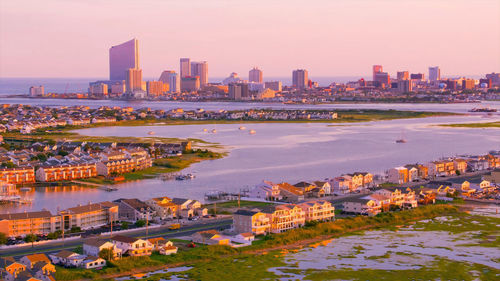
[83,239,122,259]
[111,235,153,257]
[82,256,106,269]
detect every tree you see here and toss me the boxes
[135,220,146,228]
[58,150,69,156]
[121,222,129,230]
[70,226,81,233]
[455,170,461,176]
[24,234,37,248]
[99,247,114,261]
[0,233,7,245]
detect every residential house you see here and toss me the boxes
[467,159,489,172]
[387,167,408,184]
[374,189,405,207]
[83,238,122,259]
[330,176,352,195]
[191,230,230,245]
[148,238,178,255]
[363,193,391,211]
[113,198,155,222]
[427,160,455,177]
[0,257,26,281]
[171,198,206,218]
[483,169,500,185]
[233,209,270,235]
[404,165,420,182]
[19,254,51,270]
[110,235,153,256]
[231,232,255,244]
[453,159,468,174]
[293,181,317,193]
[313,181,331,195]
[249,181,282,201]
[146,197,178,220]
[276,182,305,202]
[82,256,106,269]
[342,198,381,216]
[48,251,85,268]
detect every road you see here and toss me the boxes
[0,218,233,259]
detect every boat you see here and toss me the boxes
[395,130,407,143]
[211,129,217,133]
[469,107,497,113]
[249,129,256,134]
[203,128,208,132]
[239,126,246,130]
[148,131,155,135]
[19,187,32,192]
[175,174,196,181]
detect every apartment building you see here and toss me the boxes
[0,211,61,237]
[114,198,155,221]
[145,197,178,220]
[58,201,118,231]
[249,181,282,201]
[0,167,35,184]
[387,167,409,184]
[330,176,352,195]
[427,160,455,177]
[35,163,97,182]
[96,159,135,176]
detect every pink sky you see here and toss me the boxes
[1,0,499,78]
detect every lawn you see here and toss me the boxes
[439,121,500,128]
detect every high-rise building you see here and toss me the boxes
[146,81,165,97]
[373,65,383,81]
[397,80,412,93]
[249,67,263,83]
[109,39,139,81]
[265,81,282,92]
[180,58,191,78]
[292,69,308,89]
[410,73,425,81]
[397,71,409,80]
[374,72,390,87]
[159,70,180,93]
[29,85,44,97]
[181,76,200,92]
[462,79,475,90]
[429,66,441,82]
[191,61,208,86]
[229,83,249,100]
[110,82,125,95]
[125,68,143,93]
[485,73,500,86]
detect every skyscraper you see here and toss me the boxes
[109,39,139,81]
[191,61,208,86]
[397,71,409,80]
[429,66,441,82]
[181,76,200,92]
[292,69,308,89]
[180,58,191,78]
[159,70,180,93]
[373,65,383,81]
[249,67,263,83]
[229,83,249,100]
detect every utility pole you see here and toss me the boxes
[146,214,149,237]
[214,202,217,217]
[110,215,113,238]
[238,191,241,208]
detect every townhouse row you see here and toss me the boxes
[233,200,335,235]
[387,154,500,184]
[343,188,418,216]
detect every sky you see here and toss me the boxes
[0,0,499,79]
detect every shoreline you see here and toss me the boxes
[438,121,500,128]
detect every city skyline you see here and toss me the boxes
[0,0,499,78]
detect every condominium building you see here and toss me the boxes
[35,163,97,182]
[264,81,282,92]
[180,58,191,78]
[191,61,208,86]
[292,69,308,89]
[58,202,119,231]
[297,200,335,222]
[261,204,305,233]
[0,167,36,184]
[180,76,200,92]
[387,167,409,184]
[249,67,263,83]
[429,66,440,82]
[0,211,61,237]
[233,209,270,235]
[29,85,44,97]
[159,70,180,93]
